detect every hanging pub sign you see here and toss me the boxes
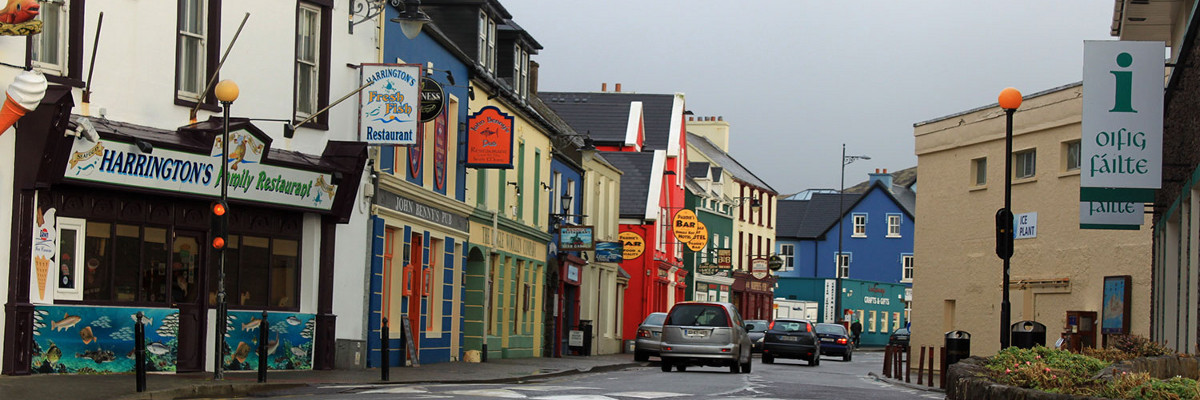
[697,263,721,276]
[716,248,732,268]
[619,231,645,260]
[433,109,448,193]
[1080,201,1144,230]
[672,209,700,244]
[1081,41,1164,203]
[686,221,708,251]
[359,64,420,145]
[420,76,445,123]
[466,106,514,168]
[767,255,785,271]
[559,226,595,251]
[751,258,769,279]
[595,241,623,262]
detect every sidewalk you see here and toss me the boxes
[0,353,641,400]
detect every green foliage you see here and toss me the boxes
[1095,373,1200,400]
[1112,335,1176,358]
[984,345,1200,399]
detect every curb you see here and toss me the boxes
[357,362,645,386]
[867,371,945,393]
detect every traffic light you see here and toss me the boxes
[995,208,1013,259]
[211,201,228,250]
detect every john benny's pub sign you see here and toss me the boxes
[63,132,337,211]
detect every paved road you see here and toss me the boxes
[261,352,943,399]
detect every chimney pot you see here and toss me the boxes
[883,169,888,173]
[688,116,694,121]
[718,116,723,121]
[602,83,607,92]
[615,83,622,92]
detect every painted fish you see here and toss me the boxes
[0,0,38,25]
[34,309,47,316]
[267,334,279,355]
[76,349,115,364]
[131,314,153,326]
[52,313,81,332]
[241,317,262,332]
[126,349,136,360]
[45,341,60,364]
[286,316,301,326]
[147,342,170,356]
[233,342,251,363]
[79,326,95,345]
[290,347,307,358]
[33,321,45,329]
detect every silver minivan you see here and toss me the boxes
[658,302,752,373]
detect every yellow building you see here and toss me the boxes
[911,83,1152,357]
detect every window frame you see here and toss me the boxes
[27,0,84,87]
[174,0,222,111]
[1064,140,1081,172]
[851,214,867,238]
[293,1,331,130]
[55,217,87,301]
[836,253,850,279]
[886,214,902,238]
[901,254,914,283]
[1014,149,1037,179]
[971,157,987,187]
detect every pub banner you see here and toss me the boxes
[465,106,514,169]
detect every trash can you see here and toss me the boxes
[1010,321,1046,349]
[944,330,971,366]
[579,320,594,356]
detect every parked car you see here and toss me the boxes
[762,319,821,366]
[815,323,853,361]
[658,302,753,374]
[889,327,911,347]
[746,319,769,353]
[634,312,668,361]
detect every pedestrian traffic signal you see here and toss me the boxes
[995,208,1013,259]
[211,201,228,250]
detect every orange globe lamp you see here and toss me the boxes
[998,87,1022,110]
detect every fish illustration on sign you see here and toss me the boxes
[232,342,252,363]
[300,319,315,339]
[241,317,262,332]
[267,334,280,355]
[131,313,153,326]
[146,342,170,356]
[286,316,302,326]
[0,0,41,36]
[52,313,81,331]
[45,341,61,365]
[290,346,307,358]
[79,326,95,345]
[76,349,116,364]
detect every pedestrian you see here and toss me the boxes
[850,320,862,348]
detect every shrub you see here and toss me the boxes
[983,345,1200,399]
[1095,373,1200,400]
[1112,335,1175,358]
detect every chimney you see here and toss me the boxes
[718,116,723,121]
[615,83,622,92]
[529,60,540,95]
[868,169,893,191]
[601,83,607,92]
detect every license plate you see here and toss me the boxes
[780,335,799,342]
[684,329,709,337]
[821,338,834,342]
[652,331,660,337]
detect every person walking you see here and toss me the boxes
[850,320,862,348]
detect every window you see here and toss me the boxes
[1015,149,1036,179]
[476,12,496,73]
[205,235,300,309]
[902,255,913,282]
[30,0,82,84]
[780,244,794,271]
[852,214,867,237]
[55,217,86,301]
[294,2,329,128]
[176,0,217,104]
[427,238,443,334]
[566,179,576,217]
[837,253,849,279]
[972,157,987,186]
[1065,140,1081,171]
[512,46,529,99]
[887,214,901,238]
[869,311,877,333]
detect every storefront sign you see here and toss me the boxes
[466,106,514,168]
[1013,212,1037,240]
[716,249,732,267]
[672,209,699,244]
[377,190,468,232]
[697,263,720,276]
[865,296,891,306]
[408,122,423,180]
[824,279,836,323]
[619,232,645,260]
[564,263,581,286]
[30,205,55,304]
[1080,201,1144,230]
[419,76,445,123]
[559,226,595,251]
[751,258,768,279]
[64,137,337,211]
[568,330,584,347]
[433,111,447,193]
[594,241,623,262]
[767,255,784,271]
[470,222,545,259]
[360,64,420,145]
[1081,41,1164,202]
[686,221,708,251]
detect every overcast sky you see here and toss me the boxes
[499,0,1116,195]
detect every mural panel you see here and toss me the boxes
[220,311,315,371]
[31,305,178,374]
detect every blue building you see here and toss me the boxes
[774,168,915,345]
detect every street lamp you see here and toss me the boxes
[391,0,431,40]
[997,87,1022,349]
[835,144,869,325]
[213,79,238,380]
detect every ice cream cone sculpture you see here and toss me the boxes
[0,70,46,135]
[34,255,48,299]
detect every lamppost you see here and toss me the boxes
[550,191,575,358]
[835,144,869,325]
[213,79,238,380]
[997,87,1022,349]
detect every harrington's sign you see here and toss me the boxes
[466,106,514,168]
[64,136,336,211]
[1081,41,1164,202]
[359,64,420,145]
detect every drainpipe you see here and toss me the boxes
[481,209,498,362]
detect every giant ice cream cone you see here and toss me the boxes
[0,70,46,135]
[34,256,48,299]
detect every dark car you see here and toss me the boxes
[815,323,853,361]
[634,312,668,361]
[745,320,769,353]
[658,302,753,374]
[889,327,911,347]
[761,319,821,366]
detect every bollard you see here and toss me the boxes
[905,344,912,383]
[927,346,934,387]
[258,311,268,383]
[882,345,892,378]
[917,346,926,385]
[381,318,389,381]
[135,311,146,392]
[940,346,948,388]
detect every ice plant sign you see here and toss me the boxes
[359,64,420,145]
[1081,41,1164,203]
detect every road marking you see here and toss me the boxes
[607,391,689,398]
[358,386,430,394]
[445,388,528,398]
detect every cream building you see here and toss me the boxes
[912,83,1152,357]
[578,150,628,355]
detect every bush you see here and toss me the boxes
[1112,335,1175,358]
[1096,373,1200,400]
[984,345,1200,399]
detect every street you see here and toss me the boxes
[260,352,942,400]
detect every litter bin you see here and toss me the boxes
[1010,320,1046,349]
[944,330,971,366]
[579,320,594,356]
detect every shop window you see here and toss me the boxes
[271,239,298,307]
[170,233,200,304]
[868,310,877,333]
[239,236,270,306]
[880,311,888,334]
[143,227,169,303]
[56,217,86,301]
[206,235,298,310]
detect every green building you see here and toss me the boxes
[684,162,735,303]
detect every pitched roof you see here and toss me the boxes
[843,166,917,216]
[598,151,657,218]
[687,161,711,179]
[541,92,675,150]
[687,132,776,193]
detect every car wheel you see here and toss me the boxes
[741,360,752,373]
[843,352,852,362]
[661,359,672,372]
[729,360,739,373]
[810,354,820,366]
[763,354,774,364]
[634,350,649,362]
[677,364,687,372]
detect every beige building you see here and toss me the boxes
[912,83,1152,357]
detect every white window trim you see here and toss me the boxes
[31,1,68,76]
[1015,149,1036,179]
[836,253,850,279]
[901,254,913,283]
[55,217,86,301]
[295,3,321,119]
[886,214,902,238]
[176,0,207,102]
[780,244,794,271]
[851,214,867,238]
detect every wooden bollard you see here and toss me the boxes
[927,346,935,387]
[905,345,912,383]
[917,346,926,385]
[940,346,947,388]
[883,345,892,378]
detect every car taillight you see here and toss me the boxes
[638,329,650,338]
[768,321,775,330]
[837,338,848,345]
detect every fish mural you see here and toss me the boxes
[31,306,177,374]
[286,316,302,326]
[241,317,262,332]
[224,311,315,371]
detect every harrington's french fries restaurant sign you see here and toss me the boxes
[359,64,420,145]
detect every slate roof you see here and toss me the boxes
[541,91,675,150]
[598,151,657,218]
[843,166,917,216]
[777,193,863,239]
[687,132,776,193]
[687,162,711,179]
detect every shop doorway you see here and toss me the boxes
[172,231,206,372]
[407,232,424,356]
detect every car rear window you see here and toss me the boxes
[666,304,730,327]
[816,324,846,335]
[642,313,666,326]
[771,320,810,333]
[746,320,769,332]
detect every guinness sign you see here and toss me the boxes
[420,76,445,122]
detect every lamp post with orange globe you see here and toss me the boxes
[213,79,238,380]
[997,87,1022,350]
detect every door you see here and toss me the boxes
[172,231,206,372]
[407,232,424,356]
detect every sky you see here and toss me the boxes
[498,0,1117,195]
